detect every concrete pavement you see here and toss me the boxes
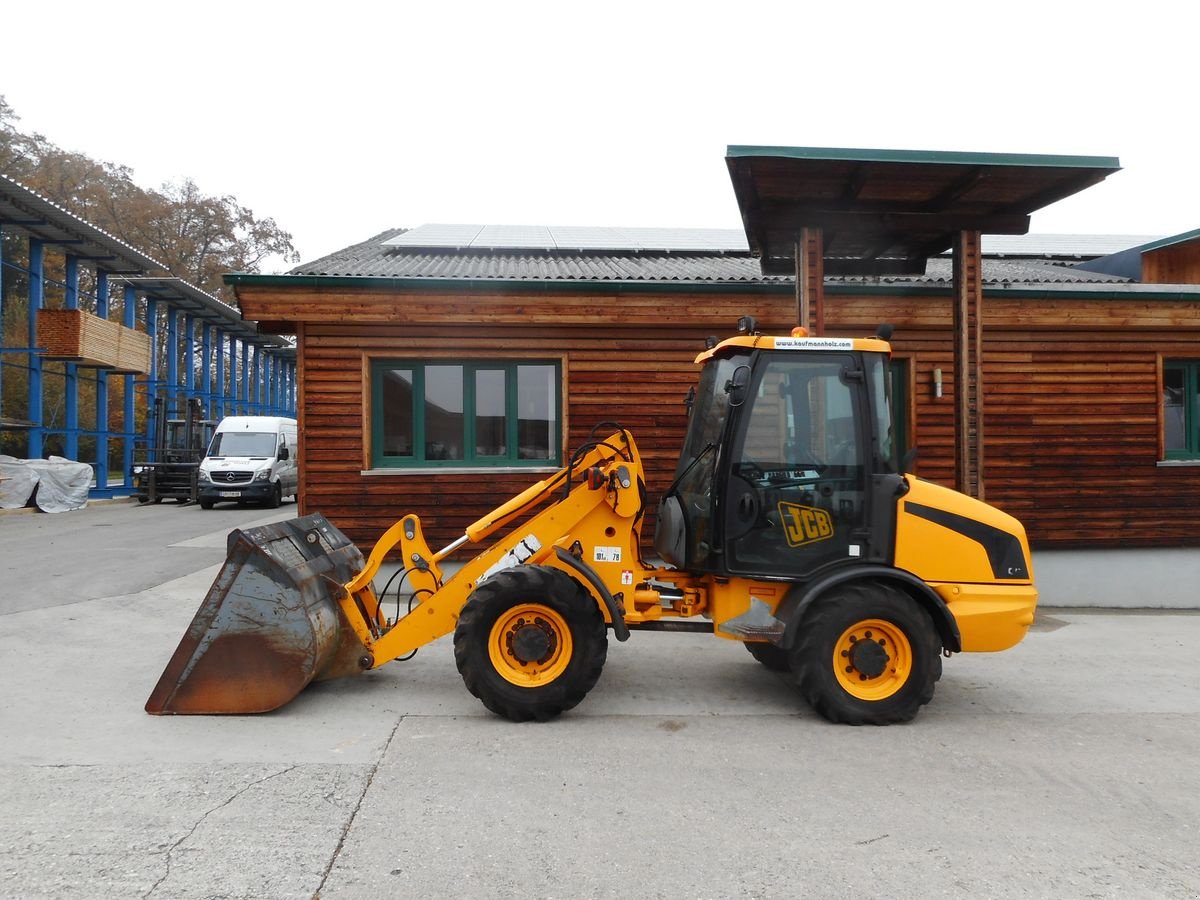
[2,502,1199,898]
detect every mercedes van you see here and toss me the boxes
[197,416,298,509]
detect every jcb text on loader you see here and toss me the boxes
[147,321,1037,725]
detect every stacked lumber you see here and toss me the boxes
[37,309,151,374]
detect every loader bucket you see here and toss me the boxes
[146,513,379,715]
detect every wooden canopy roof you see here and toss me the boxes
[726,146,1121,276]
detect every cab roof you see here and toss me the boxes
[695,333,892,363]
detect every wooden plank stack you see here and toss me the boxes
[37,309,151,374]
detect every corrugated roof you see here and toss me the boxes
[0,173,166,274]
[292,227,1128,286]
[119,277,293,348]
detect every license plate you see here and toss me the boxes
[218,491,241,498]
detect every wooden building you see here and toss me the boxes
[226,149,1200,605]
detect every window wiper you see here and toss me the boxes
[662,441,715,497]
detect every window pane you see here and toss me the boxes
[382,368,414,457]
[516,364,556,460]
[424,365,464,460]
[475,368,507,456]
[1164,367,1187,452]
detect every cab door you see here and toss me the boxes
[723,354,871,578]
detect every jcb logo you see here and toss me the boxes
[779,502,834,547]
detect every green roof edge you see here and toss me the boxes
[725,145,1121,171]
[1137,228,1200,254]
[225,273,1200,301]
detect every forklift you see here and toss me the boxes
[131,398,214,504]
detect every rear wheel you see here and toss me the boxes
[791,581,941,725]
[744,640,791,672]
[454,566,608,722]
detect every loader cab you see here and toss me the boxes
[655,332,902,580]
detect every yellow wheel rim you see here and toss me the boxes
[833,618,912,701]
[488,604,573,688]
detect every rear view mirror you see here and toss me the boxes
[725,365,752,407]
[278,446,290,461]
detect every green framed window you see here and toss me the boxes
[371,360,561,468]
[1164,360,1200,459]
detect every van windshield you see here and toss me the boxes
[208,431,277,458]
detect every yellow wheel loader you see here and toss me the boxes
[146,321,1037,725]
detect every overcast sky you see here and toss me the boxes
[2,0,1196,271]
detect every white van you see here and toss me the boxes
[197,416,298,510]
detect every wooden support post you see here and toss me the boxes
[795,226,825,334]
[952,230,985,500]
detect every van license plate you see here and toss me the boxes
[218,491,241,498]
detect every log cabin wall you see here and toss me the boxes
[242,283,802,553]
[836,289,1200,550]
[1141,238,1200,285]
[239,282,1200,554]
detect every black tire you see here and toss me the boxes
[453,566,608,722]
[199,499,214,510]
[265,482,282,509]
[744,640,791,672]
[791,581,942,725]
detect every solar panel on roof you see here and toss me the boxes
[383,224,749,252]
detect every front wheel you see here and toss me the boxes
[453,566,608,722]
[791,581,942,725]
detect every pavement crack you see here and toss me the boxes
[143,764,297,899]
[312,716,405,899]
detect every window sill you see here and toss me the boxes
[361,466,560,476]
[1156,459,1200,467]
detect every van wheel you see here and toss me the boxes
[199,499,214,510]
[265,482,282,509]
[791,581,941,725]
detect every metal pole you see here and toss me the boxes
[123,285,137,490]
[240,342,250,415]
[145,298,159,456]
[0,223,4,424]
[166,306,179,426]
[184,314,196,408]
[27,239,44,458]
[214,329,225,420]
[64,255,80,460]
[95,271,110,491]
[201,322,212,417]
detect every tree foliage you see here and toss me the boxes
[0,96,298,301]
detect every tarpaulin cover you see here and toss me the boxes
[0,456,92,512]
